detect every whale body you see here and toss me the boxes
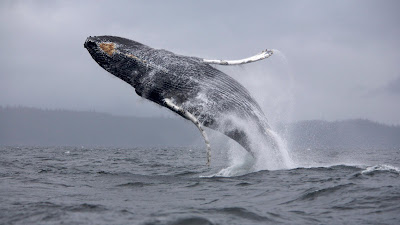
[84,36,276,164]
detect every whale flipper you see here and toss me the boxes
[163,98,211,166]
[203,49,273,65]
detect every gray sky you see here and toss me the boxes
[1,0,399,125]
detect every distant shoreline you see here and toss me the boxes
[1,106,399,149]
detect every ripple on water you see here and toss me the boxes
[298,183,355,201]
[167,216,214,225]
[116,182,153,188]
[203,207,273,222]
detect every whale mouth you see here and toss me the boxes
[84,37,116,58]
[84,37,97,49]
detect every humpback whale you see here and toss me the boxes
[84,36,275,165]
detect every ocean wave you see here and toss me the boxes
[361,164,400,175]
[166,216,214,225]
[202,207,273,222]
[116,181,153,188]
[204,164,361,178]
[298,183,355,201]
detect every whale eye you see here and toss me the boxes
[99,42,115,56]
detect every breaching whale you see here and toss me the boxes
[84,36,275,165]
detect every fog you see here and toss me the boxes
[1,0,399,124]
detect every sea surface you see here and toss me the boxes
[1,146,399,224]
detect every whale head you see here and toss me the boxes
[84,36,149,86]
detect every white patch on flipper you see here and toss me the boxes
[203,49,273,65]
[163,98,211,166]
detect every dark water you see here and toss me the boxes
[1,146,399,224]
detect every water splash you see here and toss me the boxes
[206,49,296,176]
[262,129,294,168]
[203,50,397,177]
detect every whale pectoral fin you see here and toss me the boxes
[203,49,273,65]
[163,98,211,166]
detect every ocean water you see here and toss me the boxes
[1,146,399,224]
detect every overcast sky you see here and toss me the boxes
[1,0,399,125]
